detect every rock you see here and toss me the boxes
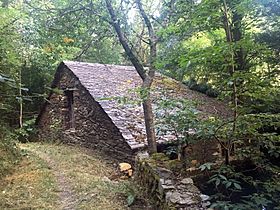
[202,201,211,208]
[162,184,176,190]
[164,179,173,185]
[200,194,210,202]
[166,191,200,205]
[160,179,175,190]
[130,143,146,151]
[156,167,173,179]
[177,184,200,193]
[136,151,149,160]
[181,178,194,185]
[160,179,173,189]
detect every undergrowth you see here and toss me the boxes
[0,126,21,178]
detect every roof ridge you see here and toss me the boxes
[63,61,136,71]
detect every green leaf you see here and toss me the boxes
[20,87,29,92]
[233,183,242,190]
[199,162,213,171]
[215,179,221,186]
[199,165,206,171]
[219,174,227,180]
[225,181,232,189]
[127,194,135,206]
[0,75,5,82]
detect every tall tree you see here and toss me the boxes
[0,4,23,126]
[105,0,157,153]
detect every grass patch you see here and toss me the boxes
[18,142,140,210]
[0,130,21,178]
[0,148,59,209]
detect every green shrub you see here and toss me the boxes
[16,118,37,143]
[0,127,21,178]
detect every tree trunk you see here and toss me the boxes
[105,0,157,154]
[222,0,239,165]
[136,0,158,154]
[232,12,246,72]
[142,93,157,153]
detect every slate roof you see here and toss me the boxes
[63,61,232,150]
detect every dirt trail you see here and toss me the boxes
[14,143,139,210]
[20,146,78,210]
[1,143,145,210]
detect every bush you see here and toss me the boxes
[197,114,280,209]
[0,127,21,178]
[16,118,37,143]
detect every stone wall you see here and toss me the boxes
[37,66,134,161]
[135,154,210,210]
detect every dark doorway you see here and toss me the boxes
[65,90,75,129]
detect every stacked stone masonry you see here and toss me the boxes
[136,154,210,210]
[37,63,134,161]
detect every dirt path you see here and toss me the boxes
[0,142,140,210]
[24,147,77,210]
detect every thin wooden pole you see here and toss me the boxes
[19,67,23,128]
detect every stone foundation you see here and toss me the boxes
[135,154,210,210]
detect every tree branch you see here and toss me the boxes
[105,0,146,80]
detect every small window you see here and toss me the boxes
[65,90,75,129]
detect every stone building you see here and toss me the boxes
[36,61,230,161]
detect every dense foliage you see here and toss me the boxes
[156,1,280,208]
